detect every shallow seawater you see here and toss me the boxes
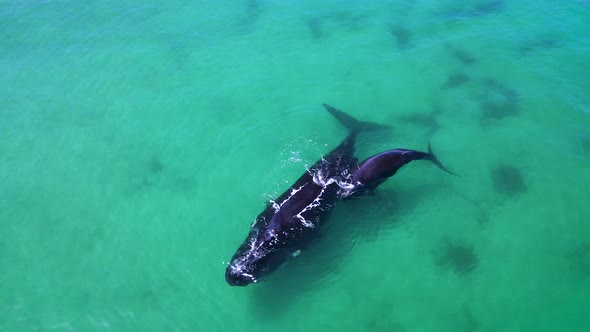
[1,0,589,331]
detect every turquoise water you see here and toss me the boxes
[1,0,590,330]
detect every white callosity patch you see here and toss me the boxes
[311,163,329,186]
[296,176,339,228]
[312,163,357,198]
[270,200,281,212]
[335,166,357,197]
[270,183,308,212]
[230,235,270,283]
[228,254,258,283]
[336,179,356,198]
[291,162,361,226]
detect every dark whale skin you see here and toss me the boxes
[349,143,456,196]
[225,134,357,286]
[225,104,453,286]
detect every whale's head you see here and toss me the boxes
[225,228,291,286]
[225,246,291,286]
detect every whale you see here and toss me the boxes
[346,142,456,198]
[225,104,454,286]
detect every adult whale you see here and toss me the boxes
[225,104,454,286]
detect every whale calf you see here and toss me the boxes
[347,142,456,197]
[225,104,453,286]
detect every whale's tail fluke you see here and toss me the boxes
[323,104,391,133]
[427,142,458,176]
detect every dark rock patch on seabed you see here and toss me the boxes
[519,37,560,56]
[306,16,324,39]
[473,0,505,15]
[475,208,490,228]
[567,243,590,276]
[388,25,412,49]
[580,137,590,153]
[435,239,479,275]
[447,45,477,66]
[148,156,166,174]
[478,79,519,125]
[442,71,471,89]
[142,156,166,187]
[305,12,364,39]
[440,0,505,20]
[461,304,481,332]
[239,0,264,31]
[490,163,526,196]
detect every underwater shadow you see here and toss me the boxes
[249,180,447,319]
